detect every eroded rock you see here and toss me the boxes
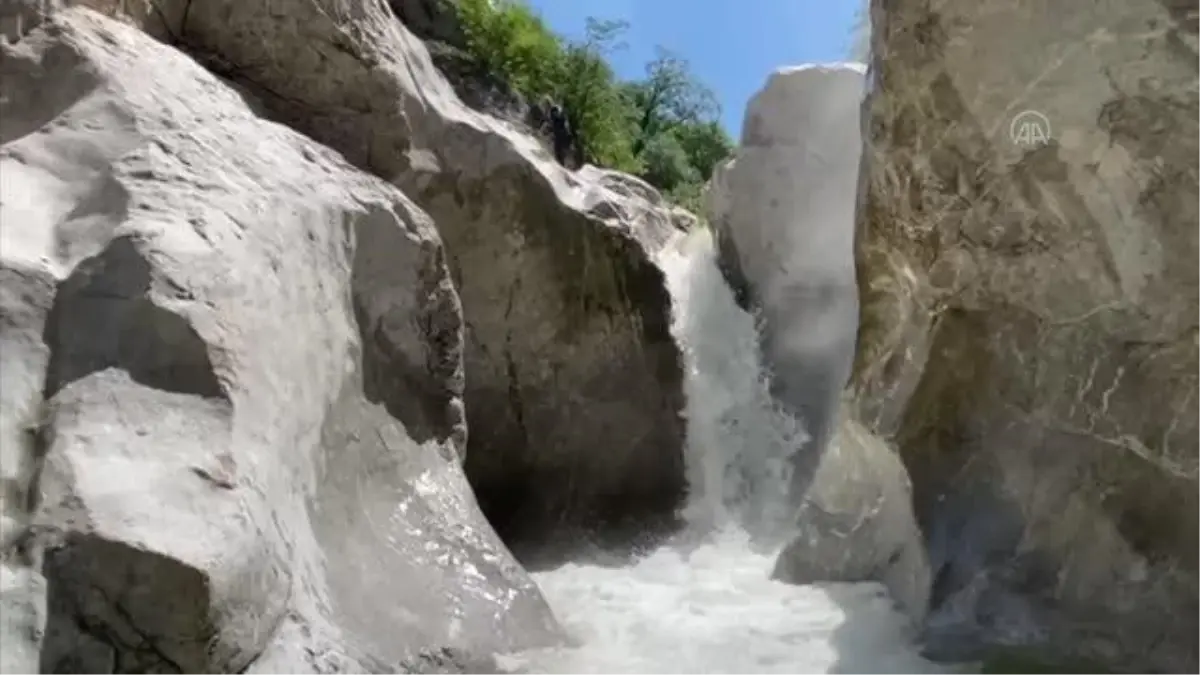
[857,0,1198,669]
[0,9,560,671]
[145,0,688,547]
[771,413,929,623]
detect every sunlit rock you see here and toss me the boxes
[0,10,561,670]
[149,0,691,547]
[856,0,1198,669]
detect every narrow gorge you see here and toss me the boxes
[0,0,1194,673]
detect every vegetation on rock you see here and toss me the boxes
[454,0,734,214]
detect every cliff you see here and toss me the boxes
[855,0,1198,669]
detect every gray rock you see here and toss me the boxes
[0,9,560,672]
[856,0,1198,669]
[151,0,689,545]
[0,147,60,675]
[771,414,931,624]
[0,0,54,41]
[708,64,865,474]
[708,63,930,623]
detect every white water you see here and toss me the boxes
[499,231,949,674]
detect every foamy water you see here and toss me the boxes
[499,230,948,674]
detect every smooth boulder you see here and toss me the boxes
[709,64,864,468]
[771,414,930,623]
[0,9,560,671]
[146,0,689,546]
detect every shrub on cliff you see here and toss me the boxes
[556,18,642,173]
[455,0,562,99]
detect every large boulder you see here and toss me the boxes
[0,8,561,672]
[856,0,1198,669]
[770,413,931,623]
[139,0,688,548]
[708,64,864,462]
[707,64,929,622]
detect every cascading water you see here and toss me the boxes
[497,230,950,674]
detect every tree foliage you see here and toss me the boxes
[456,0,562,98]
[451,0,735,214]
[556,18,640,172]
[639,130,700,193]
[626,47,720,155]
[672,120,734,181]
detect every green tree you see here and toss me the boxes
[638,131,700,192]
[456,0,563,99]
[664,180,706,218]
[671,120,734,181]
[450,1,734,211]
[554,18,639,172]
[626,47,720,156]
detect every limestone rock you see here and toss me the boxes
[0,9,560,672]
[708,64,865,465]
[771,414,930,624]
[708,64,929,621]
[0,263,55,673]
[148,0,688,545]
[857,0,1198,669]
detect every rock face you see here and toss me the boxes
[708,64,930,622]
[0,8,562,672]
[857,0,1198,669]
[141,0,687,547]
[709,65,865,462]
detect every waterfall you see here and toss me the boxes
[495,229,948,674]
[665,228,806,547]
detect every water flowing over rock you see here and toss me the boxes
[709,64,865,461]
[136,0,689,548]
[493,212,947,675]
[390,0,531,124]
[389,0,463,47]
[707,64,930,623]
[857,0,1198,669]
[0,8,563,671]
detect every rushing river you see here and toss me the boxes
[497,230,949,674]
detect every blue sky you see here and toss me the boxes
[523,0,863,138]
